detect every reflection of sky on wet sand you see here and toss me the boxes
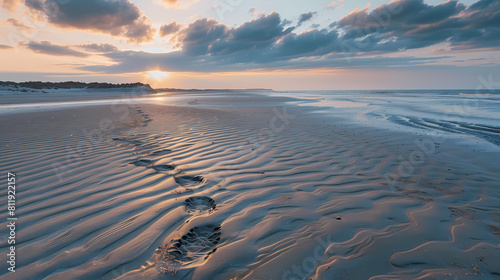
[0,96,170,114]
[300,98,369,108]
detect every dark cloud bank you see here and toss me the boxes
[16,0,499,73]
[24,0,155,43]
[25,41,89,57]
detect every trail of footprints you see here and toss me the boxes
[111,107,221,275]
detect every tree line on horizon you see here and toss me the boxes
[0,81,153,90]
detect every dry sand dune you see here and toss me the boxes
[0,91,499,279]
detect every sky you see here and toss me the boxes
[0,0,499,90]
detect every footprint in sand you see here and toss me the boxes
[184,196,216,214]
[152,164,175,172]
[130,159,155,167]
[112,137,143,146]
[174,175,206,187]
[155,224,221,272]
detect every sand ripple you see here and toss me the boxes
[0,97,498,280]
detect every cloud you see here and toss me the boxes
[76,43,118,53]
[4,18,35,31]
[170,13,295,57]
[337,0,465,31]
[25,41,89,57]
[160,0,201,9]
[297,11,316,26]
[2,0,22,12]
[24,0,155,43]
[272,29,338,59]
[175,18,229,56]
[282,19,293,26]
[160,21,182,37]
[80,0,499,74]
[80,49,451,74]
[204,12,294,57]
[163,0,178,7]
[335,0,500,51]
[0,44,13,49]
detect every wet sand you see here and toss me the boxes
[0,90,499,279]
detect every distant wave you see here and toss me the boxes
[389,115,500,145]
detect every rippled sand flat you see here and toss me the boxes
[0,90,499,279]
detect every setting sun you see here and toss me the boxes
[146,70,169,80]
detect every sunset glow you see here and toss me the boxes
[146,70,170,80]
[0,0,499,89]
